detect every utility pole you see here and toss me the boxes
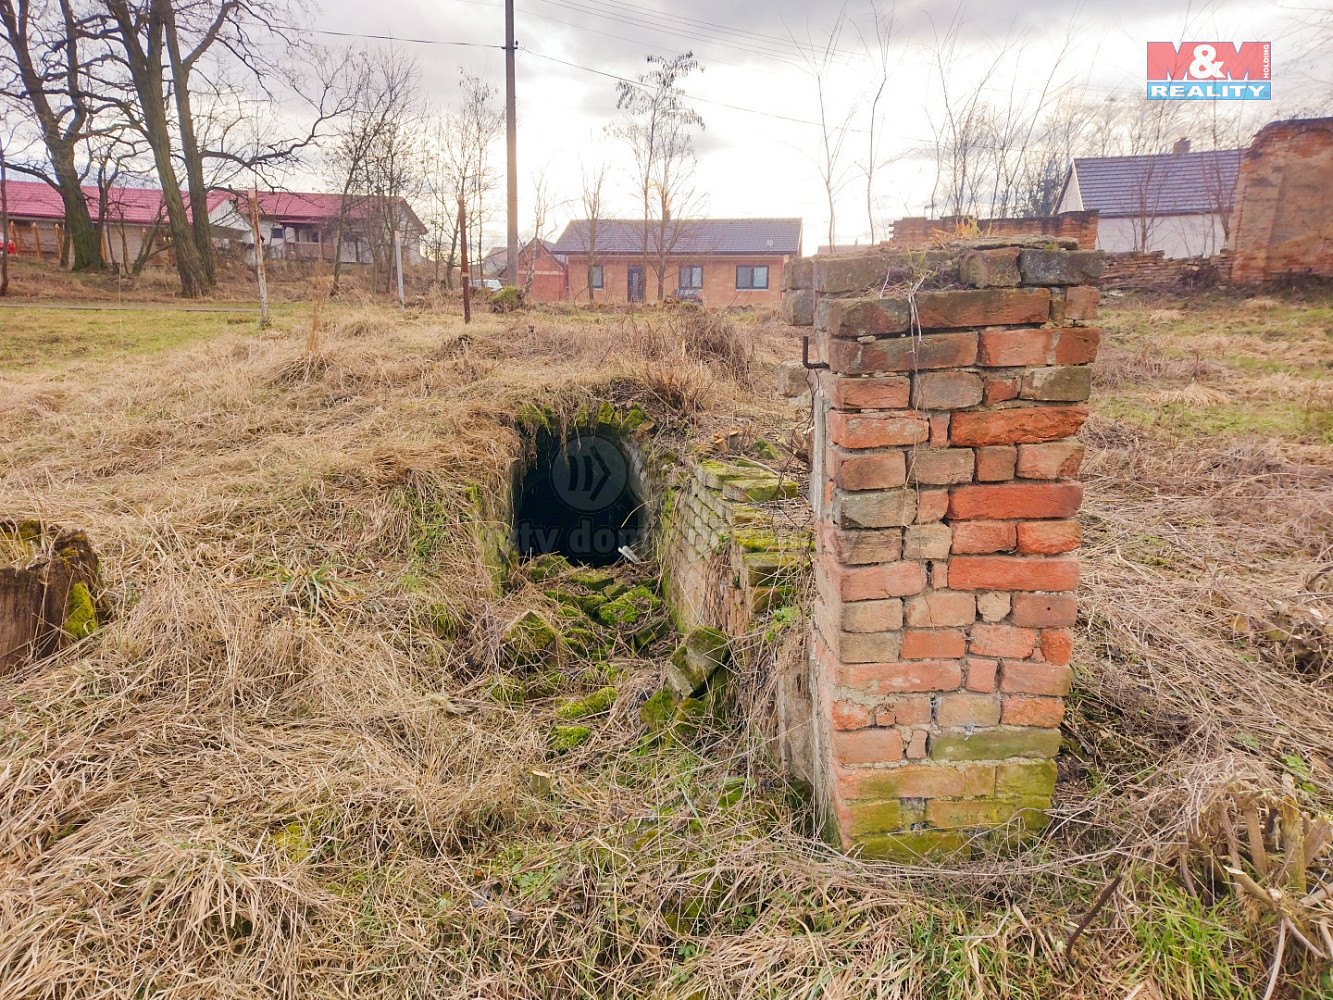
[394,229,405,311]
[459,193,471,324]
[504,0,518,287]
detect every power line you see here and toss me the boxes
[308,27,503,49]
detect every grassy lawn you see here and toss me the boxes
[0,291,1330,998]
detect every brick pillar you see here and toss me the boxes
[783,239,1104,859]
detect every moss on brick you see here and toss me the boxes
[550,725,593,753]
[929,727,1062,762]
[854,829,970,861]
[63,581,97,640]
[556,686,617,720]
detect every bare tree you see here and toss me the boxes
[577,160,607,304]
[611,51,703,301]
[856,1,896,243]
[0,0,112,270]
[361,104,426,294]
[793,12,857,249]
[520,167,555,295]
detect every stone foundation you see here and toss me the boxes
[782,238,1103,859]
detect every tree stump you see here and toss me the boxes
[0,520,99,675]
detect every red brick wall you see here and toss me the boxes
[517,244,567,302]
[891,212,1099,251]
[562,253,789,305]
[783,241,1104,859]
[1229,118,1333,284]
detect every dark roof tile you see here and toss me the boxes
[551,218,802,256]
[1071,149,1243,217]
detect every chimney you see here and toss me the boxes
[1174,138,1191,154]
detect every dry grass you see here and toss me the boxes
[1,290,1332,997]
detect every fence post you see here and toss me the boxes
[247,188,270,328]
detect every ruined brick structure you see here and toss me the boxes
[890,212,1099,251]
[781,238,1103,858]
[1229,118,1333,284]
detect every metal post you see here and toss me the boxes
[247,188,270,328]
[504,0,518,287]
[394,228,405,310]
[458,193,471,324]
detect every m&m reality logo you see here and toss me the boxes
[1147,42,1271,100]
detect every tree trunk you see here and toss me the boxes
[160,0,216,287]
[0,520,98,675]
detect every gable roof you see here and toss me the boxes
[0,179,226,225]
[551,218,802,256]
[228,191,426,234]
[1068,149,1243,217]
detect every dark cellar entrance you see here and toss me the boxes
[513,427,646,567]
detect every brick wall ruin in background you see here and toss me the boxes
[890,212,1099,251]
[1229,117,1333,284]
[781,238,1103,859]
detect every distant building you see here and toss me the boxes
[480,240,568,300]
[549,218,802,305]
[1229,117,1333,283]
[1056,142,1243,257]
[209,191,427,265]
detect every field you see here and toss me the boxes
[1,279,1331,998]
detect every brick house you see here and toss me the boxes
[549,218,802,305]
[1228,117,1333,283]
[209,191,427,265]
[1056,142,1242,257]
[480,239,567,299]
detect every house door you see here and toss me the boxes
[627,266,645,303]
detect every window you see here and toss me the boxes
[736,265,769,290]
[590,264,603,289]
[678,265,703,289]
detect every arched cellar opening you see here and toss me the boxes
[512,421,650,567]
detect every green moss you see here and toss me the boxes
[64,582,97,640]
[640,689,678,731]
[550,725,592,753]
[424,602,461,639]
[596,585,661,627]
[527,553,571,582]
[487,675,526,705]
[556,686,617,720]
[502,610,559,666]
[752,438,780,460]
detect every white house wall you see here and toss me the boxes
[1096,213,1228,258]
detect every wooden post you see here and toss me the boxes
[32,221,41,257]
[247,189,270,328]
[458,194,471,324]
[54,221,64,266]
[1,140,8,295]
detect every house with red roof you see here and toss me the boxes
[548,218,802,305]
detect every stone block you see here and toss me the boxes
[911,371,984,410]
[817,296,911,336]
[1017,248,1105,285]
[975,592,1012,623]
[1020,366,1092,402]
[781,288,815,327]
[833,489,918,529]
[959,247,1021,287]
[777,360,810,397]
[782,256,814,291]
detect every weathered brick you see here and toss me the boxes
[823,373,912,410]
[925,797,1032,829]
[906,589,977,627]
[930,560,949,589]
[975,445,1017,482]
[833,489,918,528]
[996,759,1058,797]
[948,481,1084,520]
[950,406,1089,446]
[832,726,904,765]
[1016,519,1081,554]
[948,555,1080,592]
[821,331,979,374]
[831,659,963,696]
[1016,441,1085,480]
[959,247,1021,287]
[892,695,933,725]
[1053,327,1101,364]
[1020,366,1092,402]
[837,630,903,664]
[854,828,970,860]
[1040,629,1074,665]
[830,700,874,730]
[826,526,903,565]
[1017,248,1105,285]
[1010,592,1078,627]
[999,659,1073,697]
[912,371,984,409]
[929,413,951,446]
[904,728,928,759]
[1001,696,1066,727]
[838,598,904,633]
[951,520,1017,554]
[822,559,926,601]
[1049,285,1100,323]
[914,287,1051,329]
[965,656,999,692]
[936,692,1002,727]
[836,761,995,800]
[903,523,952,560]
[976,592,1012,622]
[915,489,951,523]
[984,375,1020,403]
[781,288,815,326]
[978,328,1052,367]
[814,256,897,296]
[969,623,1038,659]
[901,628,967,659]
[828,411,930,448]
[833,448,908,491]
[907,447,975,485]
[837,796,905,837]
[930,726,1062,761]
[782,256,813,291]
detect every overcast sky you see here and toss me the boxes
[306,0,1330,250]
